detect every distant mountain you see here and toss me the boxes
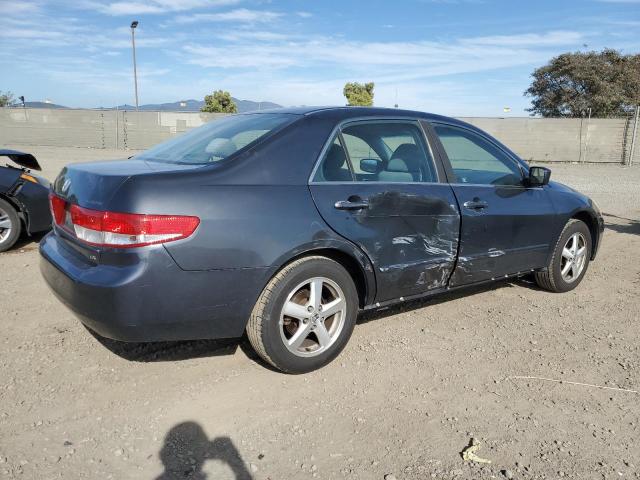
[23,101,68,109]
[112,98,282,113]
[16,98,282,112]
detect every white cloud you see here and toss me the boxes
[174,8,283,24]
[83,0,241,15]
[0,0,41,14]
[181,30,584,73]
[464,31,583,47]
[214,30,292,42]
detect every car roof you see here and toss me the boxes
[249,105,472,128]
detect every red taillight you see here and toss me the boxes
[49,194,199,248]
[49,193,66,226]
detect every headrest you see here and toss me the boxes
[324,143,347,170]
[387,144,422,172]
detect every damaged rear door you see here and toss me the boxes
[309,119,460,303]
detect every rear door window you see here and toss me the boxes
[313,120,437,183]
[312,137,354,182]
[341,133,382,176]
[342,121,437,183]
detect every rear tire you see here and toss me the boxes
[0,199,21,253]
[535,219,591,293]
[247,256,358,373]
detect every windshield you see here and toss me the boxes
[136,113,297,165]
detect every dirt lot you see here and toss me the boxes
[1,146,639,480]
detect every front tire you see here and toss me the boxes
[247,256,359,373]
[0,199,21,253]
[535,219,592,293]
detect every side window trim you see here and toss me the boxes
[429,121,526,186]
[336,131,356,181]
[419,120,451,183]
[308,117,442,185]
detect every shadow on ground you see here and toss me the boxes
[155,422,253,480]
[89,331,242,363]
[1,230,47,254]
[604,213,640,236]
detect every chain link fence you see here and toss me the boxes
[1,107,638,164]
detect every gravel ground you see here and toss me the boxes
[1,146,639,480]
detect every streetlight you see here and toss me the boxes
[130,20,139,111]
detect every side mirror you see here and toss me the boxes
[360,158,382,174]
[528,166,551,186]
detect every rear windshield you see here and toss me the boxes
[136,113,297,165]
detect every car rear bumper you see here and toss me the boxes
[39,233,269,342]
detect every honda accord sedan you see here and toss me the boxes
[40,107,603,373]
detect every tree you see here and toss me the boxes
[0,91,15,107]
[201,90,238,113]
[343,82,374,106]
[525,49,640,117]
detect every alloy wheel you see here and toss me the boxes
[560,232,587,283]
[279,277,347,357]
[0,207,12,244]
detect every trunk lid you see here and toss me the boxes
[0,149,42,171]
[52,158,202,210]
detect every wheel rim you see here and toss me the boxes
[0,206,12,244]
[560,232,587,283]
[279,277,347,357]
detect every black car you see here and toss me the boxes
[0,149,51,252]
[40,107,604,373]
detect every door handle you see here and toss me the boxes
[334,199,369,210]
[463,200,488,210]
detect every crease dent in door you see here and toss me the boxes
[367,191,460,293]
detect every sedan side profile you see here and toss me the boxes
[40,107,603,373]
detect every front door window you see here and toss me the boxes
[433,124,522,186]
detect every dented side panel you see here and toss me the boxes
[309,183,460,302]
[449,184,557,286]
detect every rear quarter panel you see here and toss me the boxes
[164,185,344,271]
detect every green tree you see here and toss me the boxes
[201,90,238,113]
[0,91,15,107]
[525,49,640,117]
[343,82,374,106]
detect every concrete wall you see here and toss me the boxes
[1,108,638,164]
[461,117,634,164]
[0,108,225,150]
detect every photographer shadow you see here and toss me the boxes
[156,422,253,480]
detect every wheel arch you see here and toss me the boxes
[0,193,27,228]
[571,209,600,260]
[270,243,376,309]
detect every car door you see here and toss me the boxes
[429,122,556,286]
[309,119,460,303]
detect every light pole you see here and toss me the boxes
[130,20,139,111]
